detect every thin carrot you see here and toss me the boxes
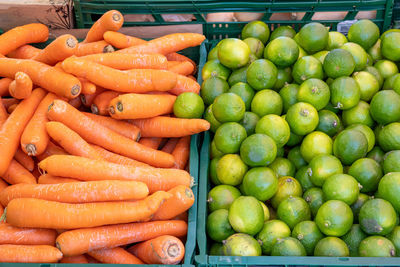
[38,155,192,193]
[172,136,190,169]
[166,52,196,73]
[91,90,120,115]
[60,255,89,264]
[78,78,96,95]
[36,141,67,162]
[68,97,82,109]
[0,223,57,245]
[0,179,8,191]
[75,41,114,57]
[169,74,201,95]
[7,103,17,113]
[14,148,34,172]
[21,93,58,156]
[161,138,179,153]
[2,160,36,184]
[5,191,171,229]
[61,57,177,93]
[0,58,81,98]
[0,23,48,55]
[103,31,147,49]
[0,245,62,263]
[153,185,194,221]
[83,10,124,43]
[46,121,103,160]
[129,235,185,265]
[56,220,187,256]
[88,247,144,264]
[91,145,148,167]
[6,45,41,59]
[1,97,19,110]
[32,34,78,65]
[131,116,210,138]
[47,100,174,167]
[8,72,32,99]
[38,174,79,184]
[0,88,46,175]
[138,137,163,150]
[81,86,106,107]
[168,61,195,76]
[0,78,12,96]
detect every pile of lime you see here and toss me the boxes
[202,20,400,257]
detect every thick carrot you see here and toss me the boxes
[8,72,32,99]
[91,145,148,167]
[82,52,168,70]
[32,34,78,65]
[36,141,67,162]
[118,33,205,55]
[169,74,201,95]
[0,88,46,175]
[78,78,97,95]
[83,112,140,141]
[83,10,124,43]
[7,103,18,113]
[129,235,185,265]
[91,90,120,115]
[0,223,56,245]
[0,58,81,98]
[0,78,12,96]
[172,136,190,169]
[39,155,191,193]
[0,180,149,206]
[62,57,177,93]
[56,220,187,256]
[5,191,171,229]
[75,41,114,57]
[173,212,188,222]
[81,86,106,107]
[60,255,89,264]
[2,160,36,185]
[14,149,34,172]
[38,174,79,184]
[6,45,41,59]
[85,254,101,263]
[88,247,144,264]
[1,97,19,110]
[0,23,48,55]
[0,179,7,191]
[139,137,163,150]
[46,121,103,160]
[47,100,174,167]
[131,116,210,138]
[103,31,146,49]
[68,97,82,109]
[153,185,194,221]
[168,61,195,76]
[0,245,62,263]
[161,138,179,153]
[166,52,196,72]
[20,93,58,156]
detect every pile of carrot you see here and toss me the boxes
[0,9,208,264]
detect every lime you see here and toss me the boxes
[228,66,247,86]
[269,158,296,178]
[207,46,219,61]
[348,19,380,50]
[383,73,400,93]
[286,102,319,136]
[279,83,299,113]
[316,109,341,137]
[359,198,397,235]
[286,130,304,147]
[374,59,399,79]
[204,104,221,133]
[292,221,324,255]
[312,50,329,64]
[208,184,241,212]
[223,233,262,256]
[246,59,278,90]
[298,22,328,53]
[298,46,308,59]
[292,56,324,84]
[366,53,374,66]
[378,122,400,151]
[216,154,248,186]
[273,67,293,91]
[308,154,343,187]
[276,147,284,158]
[381,31,400,61]
[383,150,400,173]
[202,59,231,81]
[323,49,355,78]
[213,93,245,123]
[378,172,400,213]
[239,111,259,136]
[214,122,247,154]
[330,77,360,110]
[209,157,221,185]
[341,224,367,256]
[209,242,224,256]
[241,21,270,44]
[259,201,270,221]
[229,196,264,235]
[295,166,314,192]
[352,71,379,101]
[297,78,330,111]
[367,146,385,164]
[387,226,400,256]
[271,176,303,209]
[348,158,383,193]
[368,39,382,62]
[210,139,225,159]
[243,37,264,59]
[346,124,375,152]
[322,174,360,205]
[333,129,368,165]
[300,131,332,163]
[218,38,250,69]
[326,31,348,50]
[370,90,400,125]
[351,193,370,223]
[359,236,396,257]
[173,92,204,119]
[304,187,325,217]
[277,196,311,229]
[207,209,235,242]
[251,89,282,117]
[364,65,384,88]
[314,237,349,256]
[201,76,230,106]
[381,28,400,40]
[255,114,290,148]
[270,25,296,40]
[240,134,277,167]
[256,220,291,255]
[271,237,307,256]
[288,146,307,170]
[315,200,353,236]
[342,101,374,128]
[264,37,299,68]
[341,42,368,71]
[228,82,255,111]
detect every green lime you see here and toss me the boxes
[201,76,230,106]
[312,50,329,64]
[204,104,221,133]
[228,82,255,111]
[364,65,384,88]
[214,122,247,154]
[295,166,314,192]
[322,174,360,205]
[323,49,355,78]
[367,146,385,164]
[223,233,262,256]
[316,109,341,137]
[383,73,400,93]
[212,93,246,123]
[207,46,219,61]
[271,237,307,256]
[256,220,291,255]
[341,42,368,71]
[359,236,396,257]
[300,131,332,163]
[228,66,247,86]
[264,37,299,68]
[229,196,264,235]
[348,19,380,50]
[381,28,400,40]
[269,158,296,178]
[292,56,324,84]
[378,122,400,151]
[286,130,304,147]
[209,242,224,256]
[387,226,400,256]
[216,154,248,186]
[246,59,278,90]
[308,154,343,187]
[259,201,270,221]
[239,111,259,136]
[298,22,328,53]
[270,25,296,40]
[346,124,375,152]
[279,83,299,113]
[374,124,385,145]
[315,200,353,236]
[292,221,324,255]
[378,172,400,213]
[288,146,307,170]
[243,37,264,59]
[209,157,221,185]
[297,78,330,111]
[366,52,374,66]
[370,90,400,125]
[210,139,225,159]
[276,146,284,158]
[341,224,367,257]
[359,198,397,235]
[273,67,293,91]
[286,102,319,136]
[241,21,270,44]
[348,158,383,193]
[202,59,231,81]
[240,134,277,167]
[351,193,370,223]
[277,196,311,229]
[218,38,250,69]
[342,101,374,128]
[333,129,368,165]
[208,184,241,212]
[352,71,379,101]
[330,76,360,110]
[255,114,290,148]
[298,46,308,59]
[374,59,399,79]
[381,31,400,61]
[326,31,348,50]
[207,209,235,242]
[368,39,382,62]
[251,89,282,117]
[383,150,400,173]
[173,92,204,119]
[271,176,303,209]
[314,237,349,256]
[304,187,325,217]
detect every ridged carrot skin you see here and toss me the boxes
[168,61,195,76]
[56,220,187,256]
[103,31,147,49]
[8,72,32,99]
[0,245,62,263]
[91,90,120,115]
[37,174,79,184]
[166,52,196,72]
[74,41,114,57]
[6,45,41,59]
[88,247,144,264]
[0,223,57,245]
[169,74,201,95]
[32,34,78,65]
[83,10,124,43]
[2,160,37,185]
[172,136,191,169]
[153,185,194,220]
[0,78,12,96]
[91,145,148,167]
[60,255,89,263]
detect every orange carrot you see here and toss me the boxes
[129,235,185,265]
[0,179,8,191]
[6,45,41,59]
[187,75,197,81]
[75,41,114,57]
[103,31,146,49]
[38,155,192,193]
[0,204,3,217]
[68,97,82,109]
[8,72,32,99]
[14,148,34,172]
[172,136,190,169]
[0,23,48,55]
[0,78,12,96]
[161,138,179,153]
[7,103,17,113]
[1,97,19,110]
[78,78,97,95]
[0,245,62,263]
[83,10,124,43]
[60,255,89,264]
[138,137,163,150]
[32,34,78,65]
[81,86,106,107]
[56,220,187,256]
[20,93,58,156]
[5,191,171,229]
[173,212,188,222]
[88,247,144,264]
[0,223,57,245]
[85,254,101,263]
[91,145,148,167]
[169,74,200,95]
[62,57,177,93]
[168,61,195,76]
[0,97,7,122]
[0,58,81,98]
[131,116,210,138]
[0,88,46,175]
[47,100,174,167]
[36,141,67,162]
[2,160,36,184]
[91,90,120,115]
[153,185,194,221]
[166,52,196,72]
[38,174,79,184]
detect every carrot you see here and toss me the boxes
[81,86,106,107]
[131,116,210,138]
[138,137,163,150]
[0,23,48,55]
[0,88,46,175]
[82,52,168,70]
[118,33,205,56]
[38,174,79,184]
[153,185,194,221]
[47,100,174,167]
[85,254,101,263]
[0,97,7,122]
[88,247,144,264]
[0,179,7,191]
[0,78,12,96]
[32,34,78,65]
[14,148,34,171]
[103,31,147,49]
[68,97,82,109]
[0,58,81,98]
[1,97,19,110]
[20,93,58,156]
[8,72,33,100]
[36,141,67,162]
[129,235,185,265]
[169,74,200,95]
[7,103,18,113]
[83,10,124,43]
[60,255,89,264]
[0,223,56,245]
[173,212,188,222]
[168,61,195,76]
[166,52,196,72]
[2,160,36,185]
[0,244,62,263]
[0,204,3,218]
[6,45,41,59]
[91,145,148,167]
[172,136,191,169]
[161,138,179,153]
[187,75,197,81]
[56,220,187,256]
[75,41,114,57]
[0,180,149,206]
[61,57,177,94]
[5,191,171,229]
[83,112,140,141]
[78,78,96,95]
[91,90,120,115]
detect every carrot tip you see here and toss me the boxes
[66,37,78,48]
[104,45,115,53]
[71,85,81,96]
[167,243,181,258]
[48,102,54,111]
[91,104,99,114]
[109,106,115,114]
[116,102,123,112]
[25,143,37,156]
[112,13,122,22]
